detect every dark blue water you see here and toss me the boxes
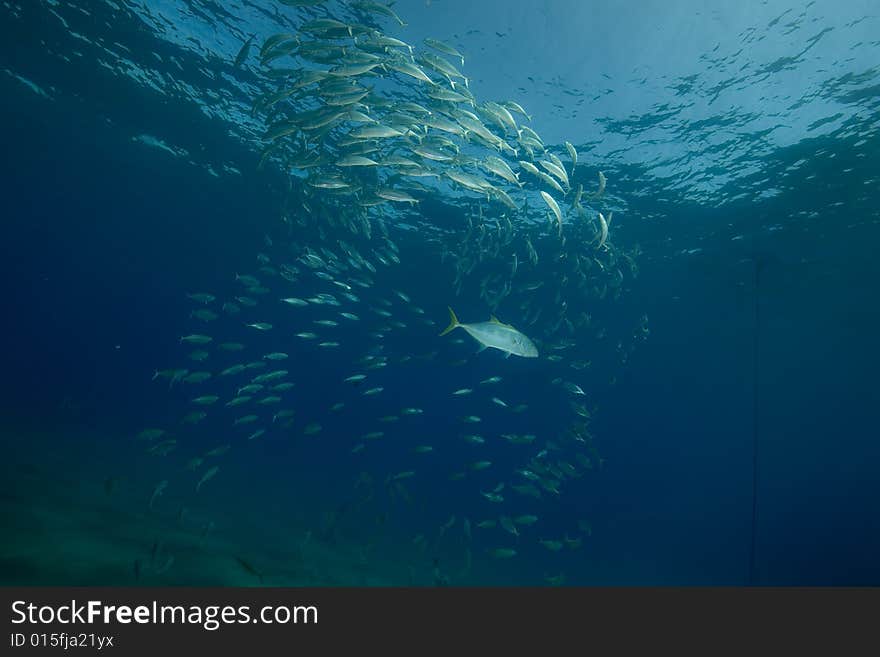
[1,0,878,586]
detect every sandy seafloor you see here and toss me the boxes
[2,428,407,586]
[0,423,540,587]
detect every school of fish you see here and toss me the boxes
[133,0,650,585]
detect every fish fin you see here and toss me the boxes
[439,307,460,336]
[490,315,515,329]
[503,352,511,359]
[476,344,487,353]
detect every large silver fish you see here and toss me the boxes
[440,307,538,358]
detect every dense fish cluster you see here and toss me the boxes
[133,0,648,584]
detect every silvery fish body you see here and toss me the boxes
[440,307,538,358]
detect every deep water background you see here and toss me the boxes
[1,0,879,586]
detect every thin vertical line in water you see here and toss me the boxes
[749,259,762,586]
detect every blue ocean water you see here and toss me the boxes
[1,0,878,586]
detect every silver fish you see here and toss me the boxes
[440,307,538,358]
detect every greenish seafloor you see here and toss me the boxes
[0,425,547,586]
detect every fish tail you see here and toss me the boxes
[439,307,460,336]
